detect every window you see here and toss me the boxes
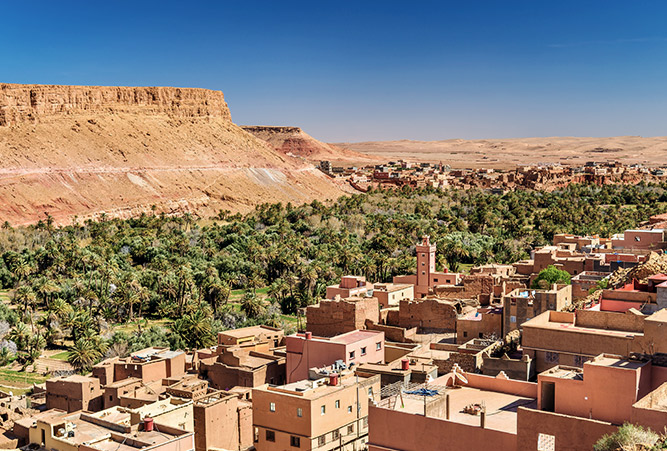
[510,315,517,323]
[510,298,516,305]
[433,278,438,283]
[349,351,355,359]
[537,433,556,451]
[463,331,468,338]
[109,395,113,401]
[321,405,326,415]
[363,417,368,427]
[361,347,366,356]
[297,407,302,417]
[421,262,425,266]
[546,352,559,364]
[422,271,426,275]
[290,436,300,447]
[254,428,259,443]
[335,400,340,408]
[635,236,641,242]
[347,424,354,434]
[333,430,340,440]
[318,436,326,446]
[266,430,275,442]
[347,405,352,413]
[421,253,425,257]
[478,332,483,338]
[269,402,276,412]
[574,355,588,367]
[376,342,382,351]
[368,387,373,397]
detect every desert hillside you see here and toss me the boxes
[336,136,667,169]
[241,125,378,165]
[0,84,348,225]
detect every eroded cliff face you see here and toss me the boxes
[0,84,231,126]
[0,84,349,225]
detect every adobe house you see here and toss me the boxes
[285,330,385,383]
[372,283,414,308]
[217,324,284,348]
[306,296,380,337]
[522,308,667,373]
[193,390,253,451]
[13,408,194,451]
[502,284,572,335]
[571,271,608,298]
[46,375,104,413]
[325,275,374,299]
[199,341,286,390]
[253,370,380,451]
[93,347,186,385]
[456,306,503,343]
[367,353,667,451]
[611,229,667,250]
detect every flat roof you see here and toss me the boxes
[526,320,643,338]
[332,330,383,345]
[388,386,536,434]
[86,429,186,451]
[587,355,648,370]
[264,373,366,399]
[219,325,281,338]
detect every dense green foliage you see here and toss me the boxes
[0,182,665,369]
[531,265,572,289]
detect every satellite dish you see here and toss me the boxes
[454,371,468,386]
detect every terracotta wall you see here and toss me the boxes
[516,407,616,451]
[367,405,517,451]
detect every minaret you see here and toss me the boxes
[416,235,436,298]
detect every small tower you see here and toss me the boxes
[415,235,436,298]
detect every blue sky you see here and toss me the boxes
[1,1,666,142]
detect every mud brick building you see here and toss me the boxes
[502,284,572,334]
[46,375,104,413]
[522,308,667,373]
[306,296,379,337]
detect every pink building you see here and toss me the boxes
[285,330,385,383]
[367,353,667,451]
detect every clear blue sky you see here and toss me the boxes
[2,1,666,142]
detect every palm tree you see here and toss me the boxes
[240,292,264,319]
[68,338,102,372]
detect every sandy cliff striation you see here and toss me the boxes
[0,84,348,225]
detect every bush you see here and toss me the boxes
[594,423,661,451]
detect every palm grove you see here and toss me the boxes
[0,182,665,372]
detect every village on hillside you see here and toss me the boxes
[2,213,667,451]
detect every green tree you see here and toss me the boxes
[531,265,571,289]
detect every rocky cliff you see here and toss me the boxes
[0,84,349,225]
[0,84,231,126]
